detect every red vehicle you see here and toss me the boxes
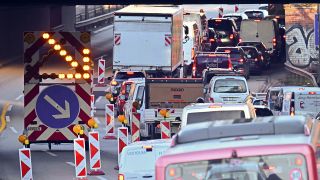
[116,80,134,114]
[156,116,319,180]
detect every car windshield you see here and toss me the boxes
[245,11,264,20]
[214,79,247,93]
[165,154,308,180]
[187,110,245,124]
[208,20,232,32]
[115,72,145,80]
[241,47,258,58]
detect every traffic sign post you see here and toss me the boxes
[19,148,33,180]
[90,94,95,117]
[116,127,128,170]
[74,137,87,179]
[131,113,140,143]
[104,104,116,139]
[160,121,171,139]
[23,31,92,144]
[88,131,105,175]
[98,59,105,84]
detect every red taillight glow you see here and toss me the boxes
[127,71,134,75]
[239,38,242,43]
[118,174,124,180]
[239,59,244,63]
[224,50,231,53]
[309,92,317,95]
[273,37,276,47]
[283,35,286,39]
[209,97,214,102]
[295,157,303,166]
[169,168,176,177]
[229,34,234,39]
[228,58,233,70]
[209,38,215,42]
[215,19,222,22]
[254,19,261,22]
[191,48,195,59]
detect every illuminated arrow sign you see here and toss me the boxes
[36,85,80,129]
[44,95,70,119]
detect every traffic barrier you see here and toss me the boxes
[98,59,105,84]
[103,104,116,139]
[74,138,87,179]
[235,4,239,12]
[218,7,224,18]
[131,113,140,143]
[160,121,171,139]
[88,131,105,175]
[90,94,95,117]
[117,127,128,164]
[19,148,33,180]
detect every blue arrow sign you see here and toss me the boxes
[36,85,80,129]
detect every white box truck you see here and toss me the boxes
[113,5,184,77]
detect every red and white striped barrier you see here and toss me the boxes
[218,7,224,18]
[235,4,239,12]
[90,94,95,117]
[165,34,172,46]
[88,131,105,175]
[74,138,87,179]
[104,104,116,139]
[98,59,105,84]
[114,33,121,45]
[131,113,140,143]
[160,121,171,139]
[19,148,33,180]
[117,127,128,164]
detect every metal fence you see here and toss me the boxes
[76,5,125,22]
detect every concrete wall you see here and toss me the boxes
[284,4,319,72]
[0,6,75,61]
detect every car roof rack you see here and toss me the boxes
[175,116,311,145]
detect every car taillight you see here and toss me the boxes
[209,97,214,102]
[239,38,242,43]
[273,37,276,47]
[239,59,243,63]
[192,59,197,77]
[228,59,233,70]
[254,58,258,62]
[260,55,264,60]
[191,48,195,59]
[209,38,215,42]
[229,34,234,39]
[118,174,125,180]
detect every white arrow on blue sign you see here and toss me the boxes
[36,85,80,129]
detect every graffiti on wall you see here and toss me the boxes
[286,24,319,68]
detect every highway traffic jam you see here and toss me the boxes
[7,4,320,180]
[100,5,320,180]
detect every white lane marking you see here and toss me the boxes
[5,116,10,122]
[7,104,13,112]
[94,117,101,124]
[10,126,18,134]
[42,150,57,157]
[15,94,24,101]
[95,176,107,180]
[96,96,102,103]
[66,162,75,166]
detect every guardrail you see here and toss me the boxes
[284,62,318,87]
[75,5,125,31]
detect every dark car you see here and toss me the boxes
[201,28,218,51]
[192,52,234,78]
[109,71,146,103]
[207,18,239,46]
[215,47,250,79]
[237,41,271,68]
[238,46,264,75]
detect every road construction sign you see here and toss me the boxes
[36,85,80,129]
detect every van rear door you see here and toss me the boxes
[257,20,275,50]
[294,91,320,117]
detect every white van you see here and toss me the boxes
[240,19,281,58]
[183,21,199,76]
[118,139,171,180]
[274,86,320,117]
[181,102,256,128]
[204,76,250,104]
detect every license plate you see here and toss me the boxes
[207,63,218,68]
